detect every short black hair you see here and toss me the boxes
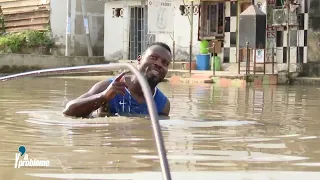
[146,42,171,54]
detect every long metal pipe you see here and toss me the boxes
[0,63,172,180]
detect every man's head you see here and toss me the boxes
[137,42,172,88]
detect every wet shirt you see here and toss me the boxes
[106,79,168,116]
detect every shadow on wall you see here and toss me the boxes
[74,40,104,57]
[106,50,125,61]
[308,0,320,62]
[300,62,320,76]
[174,48,196,61]
[73,0,105,57]
[309,0,320,30]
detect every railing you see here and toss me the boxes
[0,63,172,180]
[238,42,276,75]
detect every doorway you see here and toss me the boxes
[128,6,154,60]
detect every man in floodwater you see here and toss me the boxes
[63,42,172,118]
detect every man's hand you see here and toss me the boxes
[102,71,128,101]
[63,72,128,118]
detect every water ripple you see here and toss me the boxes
[0,78,320,179]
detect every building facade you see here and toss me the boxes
[104,0,312,71]
[220,0,308,65]
[0,0,106,56]
[104,0,201,61]
[50,0,105,56]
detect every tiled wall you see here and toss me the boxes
[223,1,238,63]
[222,0,309,64]
[275,0,308,63]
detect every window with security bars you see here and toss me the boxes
[198,1,224,39]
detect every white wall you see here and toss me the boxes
[50,0,105,56]
[104,1,129,60]
[104,0,200,61]
[50,0,76,46]
[156,0,200,61]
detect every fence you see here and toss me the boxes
[237,46,304,75]
[238,46,270,75]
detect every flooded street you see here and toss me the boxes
[1,77,320,180]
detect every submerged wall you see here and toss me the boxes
[0,54,107,74]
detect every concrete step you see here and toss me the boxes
[239,66,264,72]
[239,62,264,72]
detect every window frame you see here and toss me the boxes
[198,1,225,40]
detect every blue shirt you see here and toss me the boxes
[106,79,168,116]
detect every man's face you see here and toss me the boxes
[138,45,172,88]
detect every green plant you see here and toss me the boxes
[24,30,54,48]
[0,30,55,53]
[0,32,25,53]
[0,6,5,34]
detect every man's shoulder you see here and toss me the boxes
[155,88,170,115]
[155,88,168,100]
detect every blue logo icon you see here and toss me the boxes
[18,146,26,156]
[15,145,50,168]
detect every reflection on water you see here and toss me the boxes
[1,77,320,179]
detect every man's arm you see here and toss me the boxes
[159,99,170,116]
[63,80,111,118]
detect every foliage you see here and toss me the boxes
[0,30,55,53]
[0,6,5,34]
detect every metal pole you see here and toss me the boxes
[80,0,93,57]
[209,52,212,70]
[171,28,175,69]
[246,42,249,75]
[212,43,215,76]
[272,47,274,74]
[171,4,175,70]
[65,0,71,56]
[263,48,266,74]
[0,63,172,180]
[237,49,242,74]
[189,1,194,74]
[238,48,241,74]
[172,40,175,69]
[286,0,290,77]
[254,49,256,75]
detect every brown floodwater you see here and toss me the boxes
[0,77,320,180]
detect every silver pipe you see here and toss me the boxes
[0,63,172,180]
